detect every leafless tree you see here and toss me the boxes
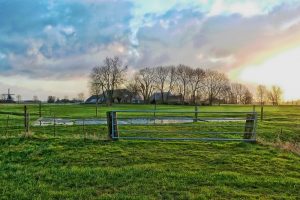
[256,85,267,105]
[154,66,170,103]
[230,83,244,104]
[241,88,253,104]
[89,56,127,105]
[165,65,177,102]
[218,85,231,104]
[189,68,205,104]
[135,67,156,103]
[126,80,140,102]
[268,85,283,105]
[176,64,191,103]
[203,70,229,105]
[77,92,85,102]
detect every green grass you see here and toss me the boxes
[0,104,299,199]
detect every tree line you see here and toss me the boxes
[90,56,281,106]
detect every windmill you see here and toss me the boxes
[1,89,15,103]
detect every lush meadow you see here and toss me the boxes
[0,104,299,199]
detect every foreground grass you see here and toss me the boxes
[0,104,299,199]
[1,138,299,199]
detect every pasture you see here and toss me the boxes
[0,104,299,199]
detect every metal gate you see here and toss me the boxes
[106,110,257,142]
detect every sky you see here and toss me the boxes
[0,0,300,101]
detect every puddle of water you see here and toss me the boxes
[33,117,244,126]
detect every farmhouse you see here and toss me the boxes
[85,89,143,104]
[150,92,182,104]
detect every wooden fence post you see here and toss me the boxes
[53,114,56,137]
[260,105,264,121]
[24,105,29,133]
[244,113,255,139]
[39,102,42,118]
[194,105,198,122]
[96,101,98,117]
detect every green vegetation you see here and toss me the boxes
[0,104,299,199]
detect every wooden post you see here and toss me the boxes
[6,115,9,137]
[244,114,255,139]
[107,111,118,140]
[154,103,157,121]
[27,113,30,133]
[39,102,42,117]
[53,114,56,137]
[260,105,264,121]
[96,101,98,117]
[194,105,198,122]
[24,105,29,133]
[252,105,256,112]
[83,119,86,139]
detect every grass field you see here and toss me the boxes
[0,104,299,199]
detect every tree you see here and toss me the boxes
[176,64,192,103]
[166,65,177,102]
[268,85,283,105]
[135,67,156,103]
[154,66,170,103]
[256,85,267,105]
[241,88,253,104]
[47,96,56,103]
[89,56,127,105]
[203,70,229,105]
[189,68,205,104]
[78,93,85,102]
[126,80,140,102]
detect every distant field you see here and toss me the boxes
[0,104,299,199]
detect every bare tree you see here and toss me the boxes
[89,56,127,105]
[154,66,170,103]
[218,85,231,104]
[230,83,246,104]
[256,85,267,105]
[203,70,229,105]
[47,96,56,103]
[241,88,253,104]
[135,67,155,103]
[77,92,85,102]
[165,65,177,102]
[126,80,140,103]
[189,68,205,104]
[176,64,192,103]
[268,85,283,105]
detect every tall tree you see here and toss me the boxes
[126,80,139,102]
[203,70,229,105]
[166,65,177,102]
[154,66,170,103]
[89,56,127,105]
[268,85,283,105]
[77,92,85,102]
[176,64,191,103]
[189,68,205,104]
[135,67,155,103]
[256,85,267,105]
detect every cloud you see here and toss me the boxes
[1,0,300,99]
